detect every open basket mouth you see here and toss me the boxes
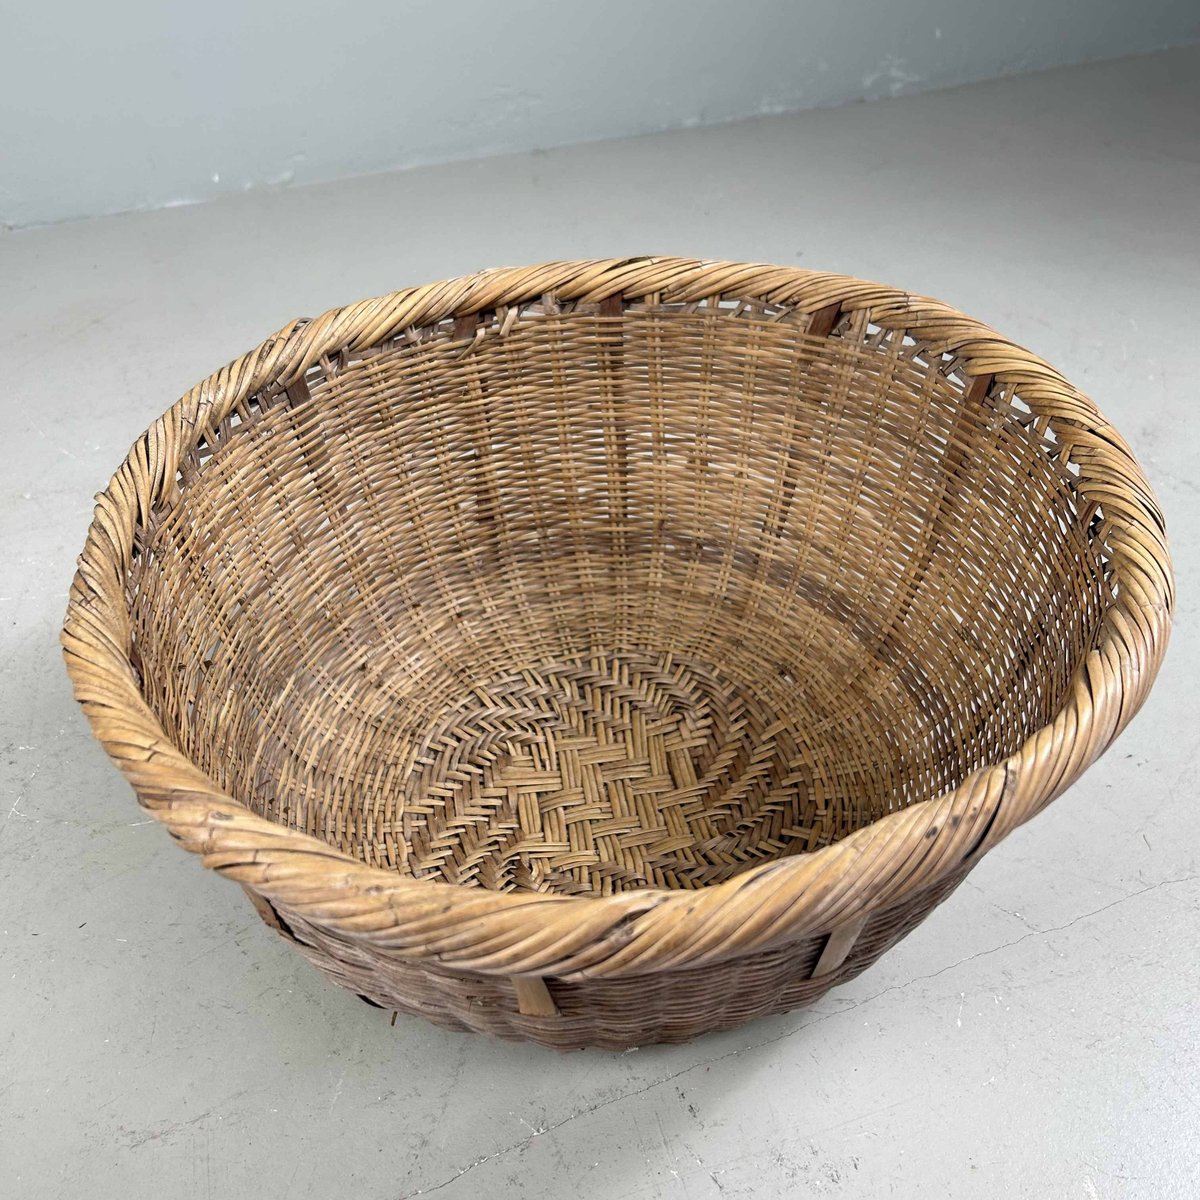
[63,257,1172,1004]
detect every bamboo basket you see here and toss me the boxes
[62,258,1172,1049]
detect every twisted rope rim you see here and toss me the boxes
[61,257,1173,980]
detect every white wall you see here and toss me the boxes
[4,0,1198,228]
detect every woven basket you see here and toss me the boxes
[63,257,1172,1049]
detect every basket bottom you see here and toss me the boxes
[390,647,845,894]
[247,865,969,1050]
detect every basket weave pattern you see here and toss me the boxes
[63,258,1172,1048]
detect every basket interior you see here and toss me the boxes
[129,302,1111,895]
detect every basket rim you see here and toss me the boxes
[61,256,1173,980]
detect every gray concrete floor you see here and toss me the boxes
[3,45,1199,1200]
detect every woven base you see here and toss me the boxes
[383,646,852,894]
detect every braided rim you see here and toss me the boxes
[61,257,1173,980]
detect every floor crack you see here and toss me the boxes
[396,871,1198,1196]
[850,871,1200,1010]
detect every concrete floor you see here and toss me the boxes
[3,45,1198,1200]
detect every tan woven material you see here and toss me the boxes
[63,257,1172,1049]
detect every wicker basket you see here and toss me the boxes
[63,257,1172,1049]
